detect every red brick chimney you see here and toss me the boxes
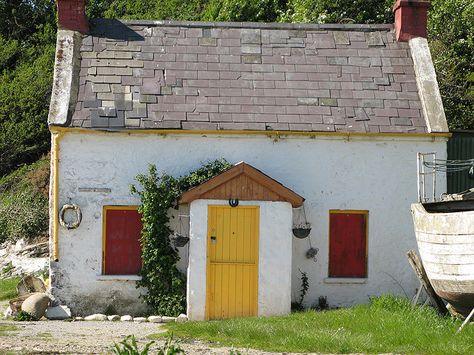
[393,0,430,42]
[56,0,89,34]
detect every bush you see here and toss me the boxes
[130,159,231,316]
[0,157,50,242]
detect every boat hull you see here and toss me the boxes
[411,203,474,316]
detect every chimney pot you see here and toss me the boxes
[56,0,89,34]
[393,0,430,42]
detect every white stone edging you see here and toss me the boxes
[78,313,188,323]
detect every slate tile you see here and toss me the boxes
[334,32,350,45]
[126,108,147,119]
[91,83,110,93]
[360,99,384,108]
[264,123,290,131]
[98,107,117,117]
[297,98,319,105]
[83,100,101,108]
[241,29,261,44]
[391,117,412,126]
[366,32,385,47]
[90,110,108,128]
[109,112,125,127]
[320,98,338,106]
[139,94,157,104]
[219,122,266,130]
[355,108,370,121]
[313,33,336,49]
[199,37,217,46]
[114,99,133,111]
[242,55,262,64]
[133,52,153,60]
[125,118,141,127]
[398,108,421,117]
[312,123,336,131]
[140,78,161,95]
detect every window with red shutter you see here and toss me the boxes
[103,206,142,275]
[328,210,368,278]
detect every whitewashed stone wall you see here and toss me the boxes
[51,132,447,315]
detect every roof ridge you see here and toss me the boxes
[90,18,393,32]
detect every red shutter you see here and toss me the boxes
[104,208,142,275]
[329,212,367,278]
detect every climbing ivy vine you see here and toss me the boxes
[130,159,231,316]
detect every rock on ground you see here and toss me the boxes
[84,314,107,321]
[45,305,71,320]
[21,293,50,320]
[16,275,46,296]
[133,317,147,323]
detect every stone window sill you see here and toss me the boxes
[96,275,142,281]
[324,278,367,284]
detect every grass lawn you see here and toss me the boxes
[0,278,19,301]
[157,296,474,355]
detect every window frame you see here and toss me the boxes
[102,205,141,276]
[328,209,369,279]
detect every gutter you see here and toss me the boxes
[49,126,452,139]
[51,131,63,262]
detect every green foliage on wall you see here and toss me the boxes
[130,159,231,316]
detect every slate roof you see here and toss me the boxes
[71,19,427,133]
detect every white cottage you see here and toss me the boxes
[48,0,449,319]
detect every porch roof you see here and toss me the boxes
[179,162,304,207]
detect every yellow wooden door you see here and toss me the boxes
[206,205,259,320]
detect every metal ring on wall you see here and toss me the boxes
[59,204,82,230]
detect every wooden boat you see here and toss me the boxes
[411,201,474,317]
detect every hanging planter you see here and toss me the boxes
[170,214,190,247]
[171,232,189,247]
[292,224,312,239]
[292,205,311,239]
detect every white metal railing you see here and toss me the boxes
[417,152,437,203]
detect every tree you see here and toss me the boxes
[279,0,394,24]
[428,0,474,130]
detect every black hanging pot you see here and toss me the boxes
[171,233,189,247]
[292,224,311,239]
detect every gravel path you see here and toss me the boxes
[0,320,286,354]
